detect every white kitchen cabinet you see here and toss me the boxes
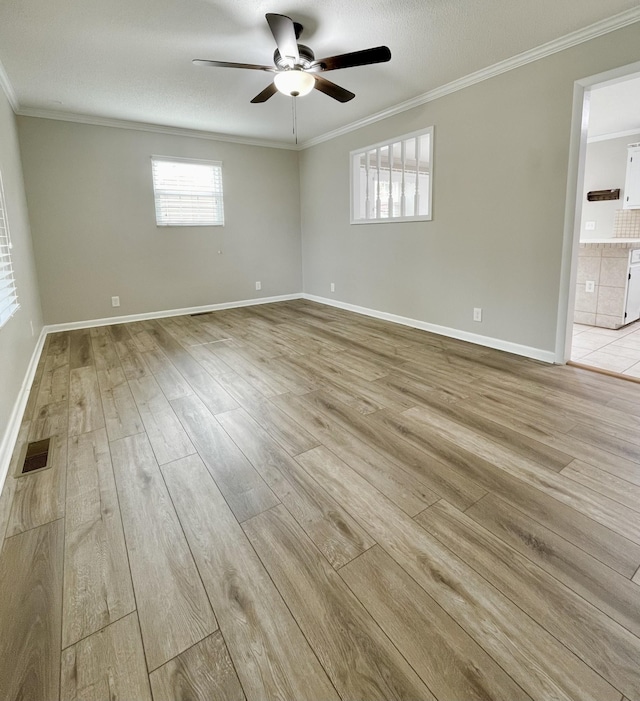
[623,144,640,209]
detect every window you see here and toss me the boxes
[0,171,19,328]
[151,157,224,226]
[351,127,433,223]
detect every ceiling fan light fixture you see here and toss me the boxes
[274,69,315,97]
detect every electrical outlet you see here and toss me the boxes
[585,221,596,231]
[330,282,335,293]
[111,296,120,307]
[255,281,261,291]
[473,307,482,322]
[585,280,595,293]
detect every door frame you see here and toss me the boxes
[556,59,640,363]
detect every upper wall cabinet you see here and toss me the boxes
[623,144,640,210]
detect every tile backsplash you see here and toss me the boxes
[613,209,640,237]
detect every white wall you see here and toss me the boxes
[580,132,640,240]
[17,118,302,324]
[0,88,43,480]
[299,23,640,355]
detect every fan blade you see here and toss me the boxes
[193,59,275,71]
[266,13,299,66]
[312,46,391,72]
[250,82,278,103]
[312,74,355,102]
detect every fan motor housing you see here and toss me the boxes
[274,44,316,70]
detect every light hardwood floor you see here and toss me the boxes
[1,299,640,700]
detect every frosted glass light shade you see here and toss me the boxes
[274,70,315,97]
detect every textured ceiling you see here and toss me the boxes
[589,75,640,139]
[0,0,639,145]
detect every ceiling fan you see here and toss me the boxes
[193,13,391,104]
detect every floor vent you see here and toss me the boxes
[190,312,212,317]
[21,438,51,475]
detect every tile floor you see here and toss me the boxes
[571,319,640,377]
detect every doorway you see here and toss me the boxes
[560,62,640,379]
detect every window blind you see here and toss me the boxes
[0,172,19,328]
[151,157,224,226]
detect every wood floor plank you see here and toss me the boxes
[217,408,374,568]
[149,632,246,701]
[35,357,70,410]
[149,322,238,414]
[281,351,415,413]
[382,382,574,472]
[162,454,340,701]
[63,428,135,647]
[288,390,486,510]
[464,383,579,435]
[68,366,105,436]
[568,422,640,464]
[69,328,94,369]
[47,330,71,363]
[243,504,435,701]
[295,446,620,701]
[417,500,640,700]
[186,342,238,378]
[314,347,390,382]
[172,395,279,521]
[277,352,384,414]
[129,375,196,465]
[110,433,217,671]
[404,404,640,544]
[271,391,439,516]
[91,326,126,383]
[142,348,194,400]
[257,355,320,395]
[30,398,69,442]
[465,493,640,639]
[109,323,152,380]
[126,321,160,353]
[217,372,319,456]
[340,544,531,701]
[561,460,640,513]
[370,405,640,576]
[209,342,290,396]
[61,613,151,701]
[22,373,42,425]
[373,370,470,408]
[101,380,145,441]
[0,420,29,541]
[0,520,63,701]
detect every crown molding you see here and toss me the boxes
[300,7,640,149]
[16,107,299,150]
[587,127,640,143]
[0,58,18,111]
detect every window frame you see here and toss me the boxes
[151,155,224,227]
[350,126,434,225]
[0,170,19,329]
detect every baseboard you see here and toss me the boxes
[301,293,557,363]
[0,328,47,499]
[43,293,303,333]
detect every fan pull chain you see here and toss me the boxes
[292,96,298,145]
